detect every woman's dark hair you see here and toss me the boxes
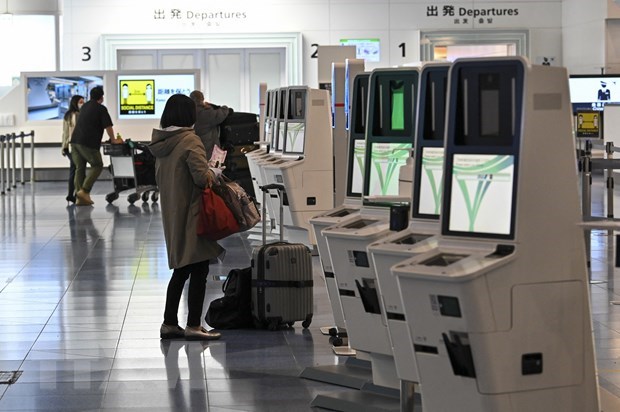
[160,94,196,128]
[63,95,84,121]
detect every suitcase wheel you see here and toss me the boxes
[302,314,312,329]
[106,192,119,204]
[330,336,344,347]
[267,320,279,331]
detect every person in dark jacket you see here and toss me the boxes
[189,90,231,160]
[149,94,223,341]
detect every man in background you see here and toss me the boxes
[189,90,231,160]
[71,86,116,206]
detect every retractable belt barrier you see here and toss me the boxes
[0,130,35,195]
[578,139,620,273]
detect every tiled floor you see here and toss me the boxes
[0,179,619,411]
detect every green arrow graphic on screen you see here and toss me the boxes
[423,154,444,214]
[454,155,513,231]
[372,143,411,196]
[355,145,365,180]
[287,123,304,150]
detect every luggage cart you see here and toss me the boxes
[103,141,158,204]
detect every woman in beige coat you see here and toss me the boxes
[149,94,223,341]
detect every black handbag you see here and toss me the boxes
[205,267,253,329]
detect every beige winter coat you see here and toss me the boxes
[149,127,224,269]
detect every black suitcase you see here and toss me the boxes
[220,123,260,147]
[251,183,313,330]
[221,111,258,126]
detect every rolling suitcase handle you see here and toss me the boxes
[260,183,285,244]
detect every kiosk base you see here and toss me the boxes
[299,357,371,389]
[310,382,416,412]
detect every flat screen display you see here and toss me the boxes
[448,154,515,236]
[284,122,305,154]
[26,75,103,121]
[349,139,366,195]
[367,142,412,197]
[576,111,601,138]
[417,147,445,216]
[340,38,380,62]
[117,73,195,120]
[569,76,620,113]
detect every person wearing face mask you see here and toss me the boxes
[61,94,84,204]
[149,94,223,341]
[70,86,116,206]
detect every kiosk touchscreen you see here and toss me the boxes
[392,57,599,412]
[321,67,419,391]
[309,72,370,346]
[261,86,333,245]
[366,64,450,386]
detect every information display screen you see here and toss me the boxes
[417,147,445,216]
[367,142,412,197]
[117,73,195,120]
[575,111,601,138]
[26,75,103,121]
[448,154,514,236]
[569,76,620,113]
[284,122,305,154]
[340,38,380,62]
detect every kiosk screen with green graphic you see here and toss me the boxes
[350,139,366,195]
[284,122,305,154]
[448,154,514,236]
[367,142,412,197]
[418,147,445,216]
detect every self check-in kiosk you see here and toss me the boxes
[365,64,450,391]
[254,88,291,234]
[321,67,419,396]
[246,87,274,202]
[309,72,370,349]
[392,57,599,412]
[262,86,333,245]
[333,59,366,207]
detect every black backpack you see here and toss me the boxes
[205,267,253,329]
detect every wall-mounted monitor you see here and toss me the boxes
[569,75,620,113]
[117,72,196,120]
[447,154,515,237]
[575,110,601,139]
[366,142,412,197]
[25,73,104,121]
[416,147,445,217]
[340,38,380,63]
